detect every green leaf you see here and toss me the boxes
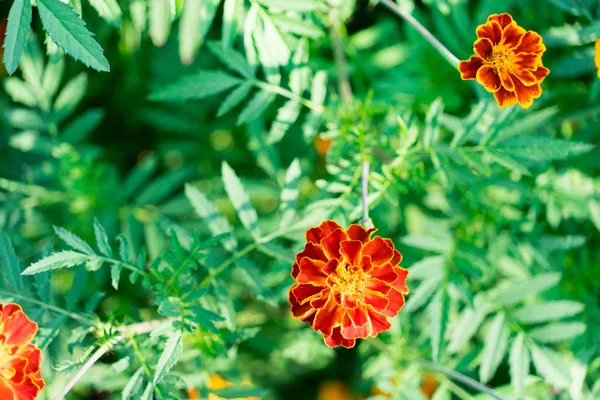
[494,273,561,306]
[480,313,509,383]
[404,275,443,313]
[509,332,529,398]
[529,322,586,343]
[496,136,593,161]
[36,0,110,72]
[588,199,600,232]
[207,41,254,78]
[62,108,105,144]
[0,234,23,291]
[134,167,194,205]
[511,301,585,324]
[22,251,89,275]
[530,344,570,389]
[401,234,452,253]
[267,100,301,144]
[140,383,153,400]
[149,70,242,101]
[543,20,600,48]
[185,184,238,251]
[211,387,269,398]
[153,330,183,385]
[448,304,487,353]
[430,287,449,363]
[122,367,144,400]
[222,162,261,239]
[256,0,327,11]
[236,258,276,306]
[53,226,95,255]
[54,72,87,121]
[117,235,133,263]
[2,0,32,75]
[222,0,242,48]
[148,0,172,47]
[119,154,159,202]
[88,0,122,28]
[179,0,220,64]
[271,15,324,38]
[408,256,445,281]
[110,263,122,290]
[237,90,276,124]
[543,0,592,17]
[217,82,254,117]
[279,159,302,229]
[3,78,38,107]
[188,305,225,333]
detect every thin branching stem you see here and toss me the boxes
[0,290,93,324]
[378,0,460,67]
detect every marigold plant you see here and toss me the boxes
[0,304,44,400]
[289,220,409,348]
[459,13,549,108]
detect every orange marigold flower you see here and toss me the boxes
[207,374,260,400]
[0,303,45,400]
[289,220,409,348]
[595,39,600,78]
[458,13,549,109]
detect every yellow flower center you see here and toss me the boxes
[487,45,514,70]
[329,262,366,296]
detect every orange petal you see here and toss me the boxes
[501,22,526,49]
[346,224,376,243]
[499,69,515,91]
[347,306,369,328]
[313,296,344,336]
[458,56,483,80]
[393,267,409,293]
[341,314,371,339]
[340,293,360,309]
[488,13,513,29]
[359,255,373,273]
[362,291,389,313]
[9,377,41,400]
[512,68,537,86]
[2,311,37,346]
[367,308,392,337]
[515,31,546,54]
[290,291,316,319]
[323,258,339,275]
[493,87,518,108]
[383,239,402,265]
[296,258,327,285]
[381,287,406,318]
[0,304,23,323]
[291,283,324,305]
[365,280,391,295]
[368,263,398,284]
[476,65,501,93]
[476,20,502,44]
[513,79,542,109]
[305,220,342,244]
[7,357,27,384]
[513,53,539,71]
[339,240,362,266]
[321,228,348,260]
[324,327,356,348]
[0,378,15,400]
[362,237,394,265]
[532,65,550,82]
[473,38,493,59]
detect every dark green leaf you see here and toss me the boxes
[149,71,242,101]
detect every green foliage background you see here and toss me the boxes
[0,0,599,399]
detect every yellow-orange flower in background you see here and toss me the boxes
[205,374,260,400]
[289,220,409,348]
[459,13,549,109]
[595,39,600,78]
[0,303,45,400]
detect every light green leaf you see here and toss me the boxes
[511,301,585,324]
[117,235,133,263]
[237,90,276,124]
[89,0,122,27]
[2,0,32,75]
[543,0,592,17]
[222,0,242,48]
[53,226,95,255]
[149,70,242,101]
[110,263,122,290]
[217,81,254,117]
[122,367,144,400]
[140,383,153,400]
[54,72,87,121]
[497,136,593,161]
[153,330,183,385]
[185,184,238,251]
[267,100,301,144]
[544,20,600,47]
[509,332,529,398]
[222,162,261,239]
[36,0,109,72]
[408,255,445,280]
[430,287,449,362]
[529,322,586,343]
[257,0,327,11]
[448,305,487,353]
[93,219,112,257]
[494,272,561,306]
[272,15,324,38]
[401,234,452,253]
[404,275,443,313]
[188,305,225,333]
[22,251,89,275]
[42,52,65,98]
[530,344,570,389]
[207,41,254,78]
[279,159,302,229]
[480,313,509,383]
[588,199,600,232]
[0,234,23,291]
[3,78,38,107]
[179,0,220,64]
[148,0,172,47]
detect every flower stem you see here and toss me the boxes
[360,160,373,229]
[378,0,460,67]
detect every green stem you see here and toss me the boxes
[378,0,460,67]
[0,290,93,324]
[200,242,260,286]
